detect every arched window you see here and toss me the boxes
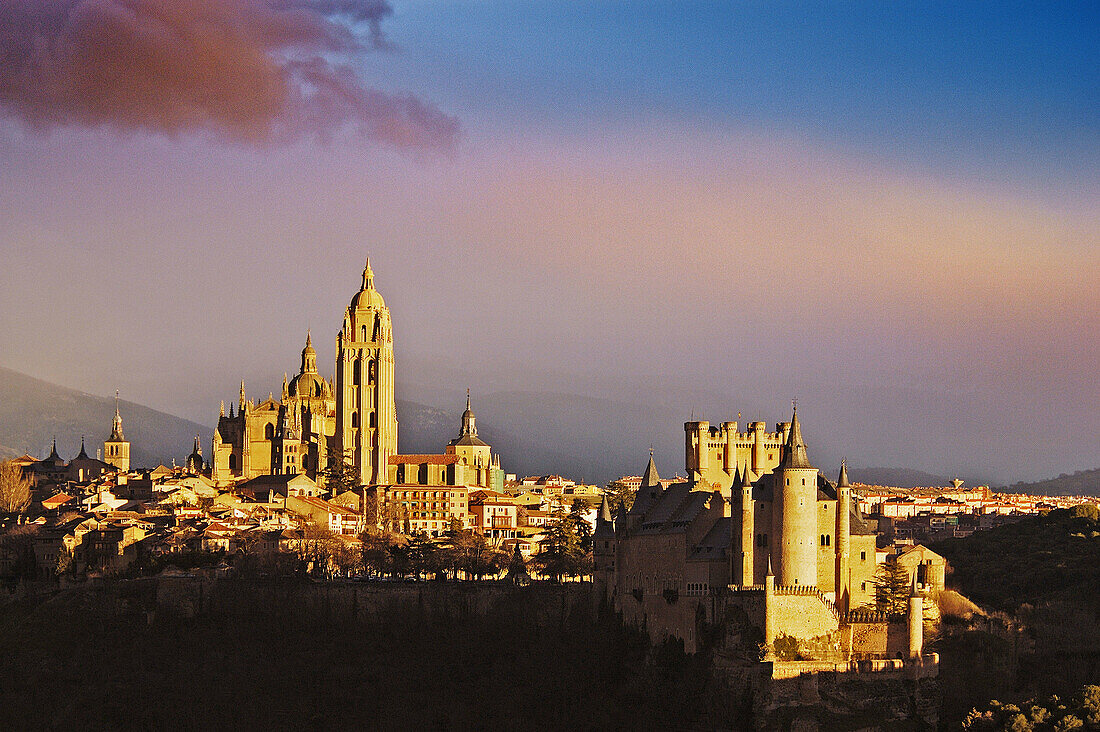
[353,361,361,386]
[229,454,238,471]
[264,423,274,440]
[351,411,359,429]
[361,325,367,341]
[369,411,377,429]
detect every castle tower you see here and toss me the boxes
[103,391,131,472]
[335,259,398,485]
[734,461,755,586]
[834,460,852,612]
[773,405,818,587]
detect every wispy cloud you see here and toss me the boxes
[0,0,458,147]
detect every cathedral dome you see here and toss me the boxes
[350,287,386,311]
[289,371,330,399]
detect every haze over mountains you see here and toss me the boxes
[5,364,1094,491]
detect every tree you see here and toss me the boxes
[603,479,636,513]
[872,561,912,617]
[322,447,360,497]
[0,460,31,515]
[531,503,592,582]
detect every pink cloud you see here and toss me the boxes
[0,0,458,147]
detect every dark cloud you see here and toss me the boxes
[0,0,457,147]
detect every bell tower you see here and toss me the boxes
[335,259,398,485]
[103,390,131,472]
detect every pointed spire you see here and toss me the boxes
[460,390,476,436]
[239,380,246,411]
[779,402,812,469]
[640,452,660,489]
[837,459,850,488]
[77,435,88,459]
[305,329,312,348]
[361,257,375,290]
[110,391,125,441]
[220,400,226,417]
[766,554,774,577]
[731,462,742,488]
[741,460,753,488]
[594,495,615,539]
[193,434,202,454]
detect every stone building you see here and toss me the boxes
[335,259,397,486]
[211,331,336,485]
[603,407,928,663]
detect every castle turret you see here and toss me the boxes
[763,556,776,657]
[735,462,755,586]
[835,460,852,612]
[908,575,923,660]
[774,405,818,587]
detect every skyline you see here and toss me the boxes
[1,1,1097,484]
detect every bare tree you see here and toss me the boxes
[0,460,31,515]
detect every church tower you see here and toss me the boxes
[103,391,131,472]
[335,259,398,485]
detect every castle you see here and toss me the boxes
[596,408,934,669]
[208,260,504,528]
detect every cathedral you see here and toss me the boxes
[210,260,503,505]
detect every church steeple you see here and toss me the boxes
[110,390,124,441]
[460,389,477,437]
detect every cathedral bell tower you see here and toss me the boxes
[335,259,398,485]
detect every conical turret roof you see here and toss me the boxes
[594,495,615,539]
[837,460,850,488]
[779,405,812,469]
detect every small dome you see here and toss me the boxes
[289,372,330,399]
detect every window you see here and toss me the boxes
[860,551,866,561]
[229,454,238,470]
[353,361,361,386]
[369,411,377,429]
[264,423,274,440]
[351,411,359,429]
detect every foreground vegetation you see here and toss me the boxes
[931,506,1100,728]
[0,582,740,730]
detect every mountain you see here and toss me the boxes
[397,391,684,485]
[999,468,1100,497]
[0,366,210,468]
[0,367,676,483]
[848,466,954,488]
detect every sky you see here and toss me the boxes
[0,1,1097,484]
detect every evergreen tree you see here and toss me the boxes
[872,561,912,617]
[322,447,360,496]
